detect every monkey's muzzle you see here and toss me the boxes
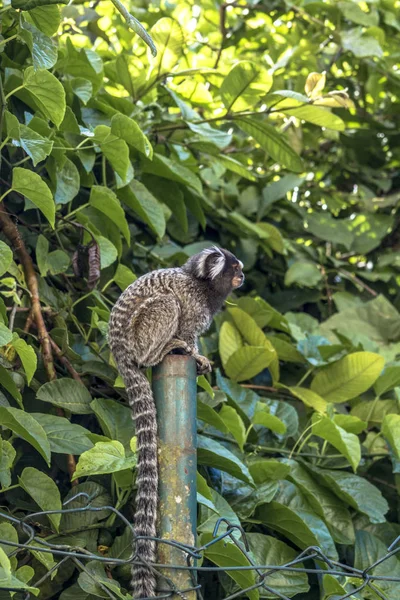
[232,274,245,288]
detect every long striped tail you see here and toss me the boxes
[125,364,158,599]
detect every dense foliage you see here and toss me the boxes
[0,0,400,598]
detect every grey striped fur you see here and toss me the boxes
[108,247,244,598]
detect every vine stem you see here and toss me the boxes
[0,205,78,484]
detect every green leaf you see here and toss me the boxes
[225,346,276,382]
[26,5,61,36]
[236,117,304,172]
[37,378,93,414]
[342,27,383,58]
[11,337,37,384]
[305,213,353,248]
[19,467,61,531]
[285,261,322,287]
[73,441,136,480]
[89,186,130,244]
[197,400,228,434]
[231,480,278,519]
[96,236,118,269]
[0,324,12,346]
[142,153,203,195]
[249,459,290,484]
[252,402,287,434]
[21,22,58,70]
[32,413,93,455]
[267,336,306,363]
[355,530,400,597]
[274,99,345,130]
[23,66,66,127]
[0,241,12,277]
[201,533,259,600]
[333,414,367,434]
[0,365,23,405]
[284,460,354,545]
[118,180,166,239]
[219,405,246,450]
[374,366,400,396]
[311,351,385,403]
[259,174,304,218]
[197,435,253,484]
[246,533,310,596]
[90,398,133,450]
[111,114,153,158]
[149,17,183,75]
[93,125,131,182]
[16,124,53,166]
[218,320,243,366]
[114,263,136,291]
[382,414,400,459]
[221,61,272,112]
[54,157,80,205]
[12,167,55,227]
[313,467,388,523]
[312,415,361,471]
[70,78,93,104]
[0,407,50,465]
[257,502,338,559]
[0,440,16,488]
[211,154,256,181]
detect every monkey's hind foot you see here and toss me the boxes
[193,354,212,375]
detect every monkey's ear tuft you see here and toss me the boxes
[196,246,226,279]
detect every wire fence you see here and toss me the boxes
[1,491,400,600]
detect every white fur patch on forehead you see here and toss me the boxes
[196,246,226,279]
[239,260,244,269]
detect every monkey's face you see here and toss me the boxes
[230,260,245,288]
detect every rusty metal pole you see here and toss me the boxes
[153,354,197,599]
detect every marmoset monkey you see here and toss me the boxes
[108,246,244,598]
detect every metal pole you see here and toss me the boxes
[153,354,197,599]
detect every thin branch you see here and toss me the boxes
[0,205,78,483]
[49,338,84,384]
[214,3,227,69]
[338,269,378,297]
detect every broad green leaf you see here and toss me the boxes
[288,386,327,413]
[96,236,118,269]
[225,346,275,382]
[246,533,310,596]
[0,241,12,277]
[94,125,130,182]
[221,61,272,111]
[149,18,183,76]
[32,413,93,455]
[249,459,290,484]
[90,398,133,449]
[219,405,246,450]
[274,99,345,130]
[111,113,153,158]
[0,440,16,488]
[228,307,267,347]
[355,531,400,597]
[267,336,306,363]
[89,186,130,244]
[342,27,383,58]
[77,560,126,599]
[259,174,304,218]
[236,117,304,172]
[73,441,136,480]
[350,213,393,254]
[199,488,242,538]
[284,459,354,545]
[118,180,166,239]
[0,365,22,405]
[237,296,290,333]
[37,378,93,414]
[257,502,338,559]
[257,222,285,254]
[231,480,278,519]
[312,415,361,471]
[12,168,55,227]
[312,467,388,523]
[23,66,66,127]
[212,154,256,181]
[311,352,385,403]
[197,400,228,434]
[70,77,93,104]
[54,157,80,204]
[26,5,61,36]
[219,320,243,367]
[142,153,203,195]
[285,261,322,287]
[0,324,12,346]
[21,22,57,70]
[305,213,353,249]
[201,533,259,600]
[382,414,400,459]
[197,435,253,484]
[16,124,53,166]
[252,403,286,434]
[0,407,50,465]
[19,467,61,531]
[114,263,136,291]
[333,414,366,434]
[374,366,400,396]
[11,337,37,384]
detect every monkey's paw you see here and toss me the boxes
[194,354,212,375]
